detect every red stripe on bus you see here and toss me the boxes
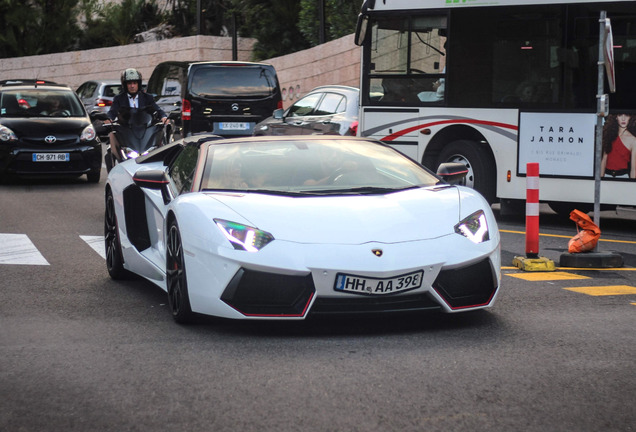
[382,119,519,141]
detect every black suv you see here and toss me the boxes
[146,61,282,137]
[0,82,102,182]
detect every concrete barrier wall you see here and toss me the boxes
[0,34,361,109]
[267,34,361,107]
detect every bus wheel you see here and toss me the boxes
[436,140,496,204]
[548,201,593,218]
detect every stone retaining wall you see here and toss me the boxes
[0,34,361,108]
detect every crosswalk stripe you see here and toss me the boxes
[0,233,49,265]
[80,235,106,260]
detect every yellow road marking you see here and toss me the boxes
[564,285,636,296]
[499,229,636,245]
[506,271,591,281]
[558,267,636,271]
[503,265,636,271]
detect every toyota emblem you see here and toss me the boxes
[372,249,383,257]
[44,135,57,144]
[231,103,239,111]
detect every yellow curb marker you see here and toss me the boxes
[564,285,636,296]
[499,229,636,245]
[506,271,591,281]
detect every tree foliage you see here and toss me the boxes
[298,0,360,47]
[0,0,81,57]
[165,0,230,37]
[230,0,311,60]
[78,0,165,48]
[0,0,362,59]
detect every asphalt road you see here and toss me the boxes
[1,170,635,432]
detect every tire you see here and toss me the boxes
[436,140,496,204]
[548,201,593,218]
[166,219,194,324]
[87,168,101,183]
[105,150,114,173]
[104,189,131,279]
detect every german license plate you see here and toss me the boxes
[334,270,424,295]
[32,153,70,162]
[220,122,249,130]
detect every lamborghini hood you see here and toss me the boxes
[204,187,464,244]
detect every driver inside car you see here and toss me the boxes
[40,95,69,116]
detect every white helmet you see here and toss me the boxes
[121,68,142,94]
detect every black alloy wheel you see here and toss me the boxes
[104,189,130,279]
[166,219,194,324]
[105,150,114,173]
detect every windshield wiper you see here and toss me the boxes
[203,188,302,196]
[301,186,415,195]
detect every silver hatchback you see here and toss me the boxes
[76,80,146,113]
[254,85,359,137]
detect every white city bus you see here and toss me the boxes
[354,0,636,216]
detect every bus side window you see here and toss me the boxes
[380,78,420,103]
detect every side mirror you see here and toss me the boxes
[355,14,369,46]
[90,111,109,121]
[436,162,468,185]
[354,0,374,46]
[273,108,285,119]
[133,169,172,204]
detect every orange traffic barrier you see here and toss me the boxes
[567,210,601,253]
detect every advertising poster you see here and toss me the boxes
[600,113,636,180]
[518,112,596,177]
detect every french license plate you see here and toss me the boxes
[334,270,424,295]
[32,153,70,162]
[220,122,249,130]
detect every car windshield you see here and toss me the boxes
[0,89,85,118]
[190,67,277,98]
[200,139,441,194]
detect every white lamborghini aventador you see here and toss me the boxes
[104,134,501,323]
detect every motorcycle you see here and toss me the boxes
[92,106,173,172]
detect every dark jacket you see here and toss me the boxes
[107,91,167,121]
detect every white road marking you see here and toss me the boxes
[80,235,106,260]
[0,233,49,265]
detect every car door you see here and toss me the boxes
[272,92,323,135]
[304,92,347,135]
[138,144,200,273]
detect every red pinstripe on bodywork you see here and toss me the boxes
[381,118,519,141]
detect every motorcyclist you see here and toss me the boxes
[105,68,168,161]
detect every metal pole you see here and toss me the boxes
[593,11,606,239]
[318,0,326,44]
[232,13,237,61]
[197,0,202,35]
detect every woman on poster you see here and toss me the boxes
[600,113,636,179]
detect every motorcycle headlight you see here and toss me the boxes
[80,124,96,141]
[455,210,489,244]
[215,219,274,252]
[0,125,17,142]
[123,148,139,159]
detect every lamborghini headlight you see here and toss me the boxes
[215,219,274,252]
[454,210,489,244]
